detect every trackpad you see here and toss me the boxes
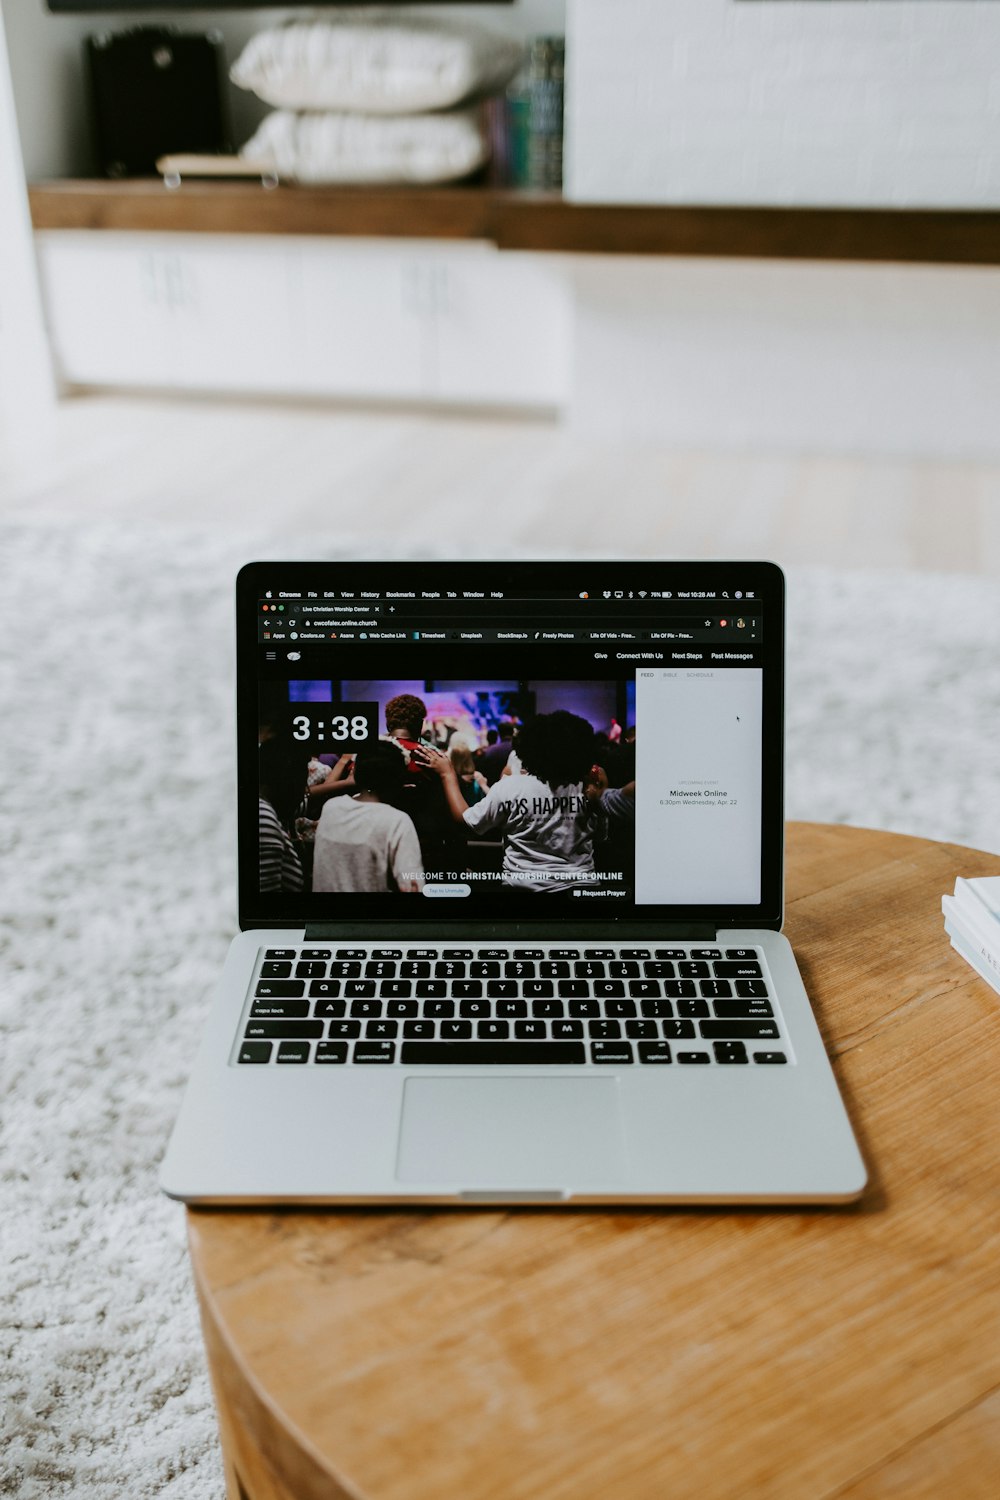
[395,1076,627,1188]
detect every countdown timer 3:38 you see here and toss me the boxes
[289,703,380,745]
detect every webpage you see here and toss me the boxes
[255,580,765,910]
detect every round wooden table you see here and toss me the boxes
[187,824,1000,1500]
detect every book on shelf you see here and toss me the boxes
[942,875,1000,996]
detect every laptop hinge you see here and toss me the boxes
[302,921,719,942]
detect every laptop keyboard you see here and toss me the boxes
[233,945,792,1068]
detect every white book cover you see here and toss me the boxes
[944,918,1000,999]
[942,896,1000,992]
[953,876,1000,925]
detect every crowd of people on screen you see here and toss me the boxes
[259,693,636,896]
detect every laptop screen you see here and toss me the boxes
[237,562,784,930]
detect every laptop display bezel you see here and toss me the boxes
[236,560,785,932]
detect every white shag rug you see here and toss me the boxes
[1,516,998,1499]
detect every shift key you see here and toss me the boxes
[699,1019,780,1040]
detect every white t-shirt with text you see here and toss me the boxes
[462,770,604,892]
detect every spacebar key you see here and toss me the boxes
[401,1042,585,1065]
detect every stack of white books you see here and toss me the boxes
[942,878,1000,996]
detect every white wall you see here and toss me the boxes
[0,1,55,434]
[3,0,566,180]
[567,0,1000,208]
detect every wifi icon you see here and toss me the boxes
[638,590,647,598]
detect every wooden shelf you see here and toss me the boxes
[28,179,1000,264]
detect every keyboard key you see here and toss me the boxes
[453,981,483,999]
[625,1019,658,1039]
[606,999,637,1018]
[459,999,490,1019]
[575,961,606,979]
[506,960,536,978]
[735,980,769,999]
[638,1042,672,1064]
[700,980,732,999]
[532,999,565,1019]
[640,999,674,1019]
[296,961,327,979]
[495,999,528,1018]
[366,961,397,979]
[540,961,570,978]
[699,1020,780,1040]
[260,961,292,979]
[441,1020,473,1040]
[386,999,418,1018]
[380,981,412,999]
[558,981,589,998]
[471,961,500,978]
[300,949,332,961]
[328,1020,361,1039]
[264,949,295,961]
[238,1041,272,1064]
[589,1019,621,1039]
[629,981,661,999]
[662,1020,696,1040]
[663,980,697,999]
[655,949,687,959]
[255,980,305,998]
[350,999,383,1018]
[309,980,341,998]
[642,962,674,979]
[366,1019,398,1039]
[677,999,710,1019]
[621,949,651,959]
[336,949,365,959]
[329,961,362,978]
[552,1019,584,1040]
[245,1020,324,1039]
[372,948,402,959]
[754,1051,787,1064]
[590,1042,633,1064]
[443,949,473,959]
[400,961,430,978]
[416,981,448,999]
[714,999,773,1018]
[403,1020,435,1039]
[313,999,346,1019]
[251,1000,309,1019]
[346,981,376,998]
[677,1052,710,1065]
[478,949,508,959]
[714,962,763,979]
[678,961,710,978]
[315,1041,348,1064]
[401,1042,585,1065]
[594,980,626,998]
[407,949,437,959]
[514,949,544,959]
[477,1020,510,1040]
[568,998,601,1019]
[585,949,615,959]
[488,981,519,999]
[424,1000,455,1019]
[524,980,554,999]
[713,1041,749,1065]
[550,949,580,959]
[276,1041,310,1064]
[691,948,721,960]
[436,961,466,978]
[354,1042,395,1064]
[608,961,639,978]
[726,948,757,960]
[515,1020,546,1040]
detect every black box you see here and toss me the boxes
[87,27,232,177]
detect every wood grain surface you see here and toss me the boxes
[28,181,1000,265]
[187,823,1000,1500]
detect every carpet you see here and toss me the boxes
[1,516,998,1498]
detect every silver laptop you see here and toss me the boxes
[161,560,866,1205]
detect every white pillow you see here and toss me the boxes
[231,13,524,115]
[240,109,489,185]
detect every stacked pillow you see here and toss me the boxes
[232,12,524,185]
